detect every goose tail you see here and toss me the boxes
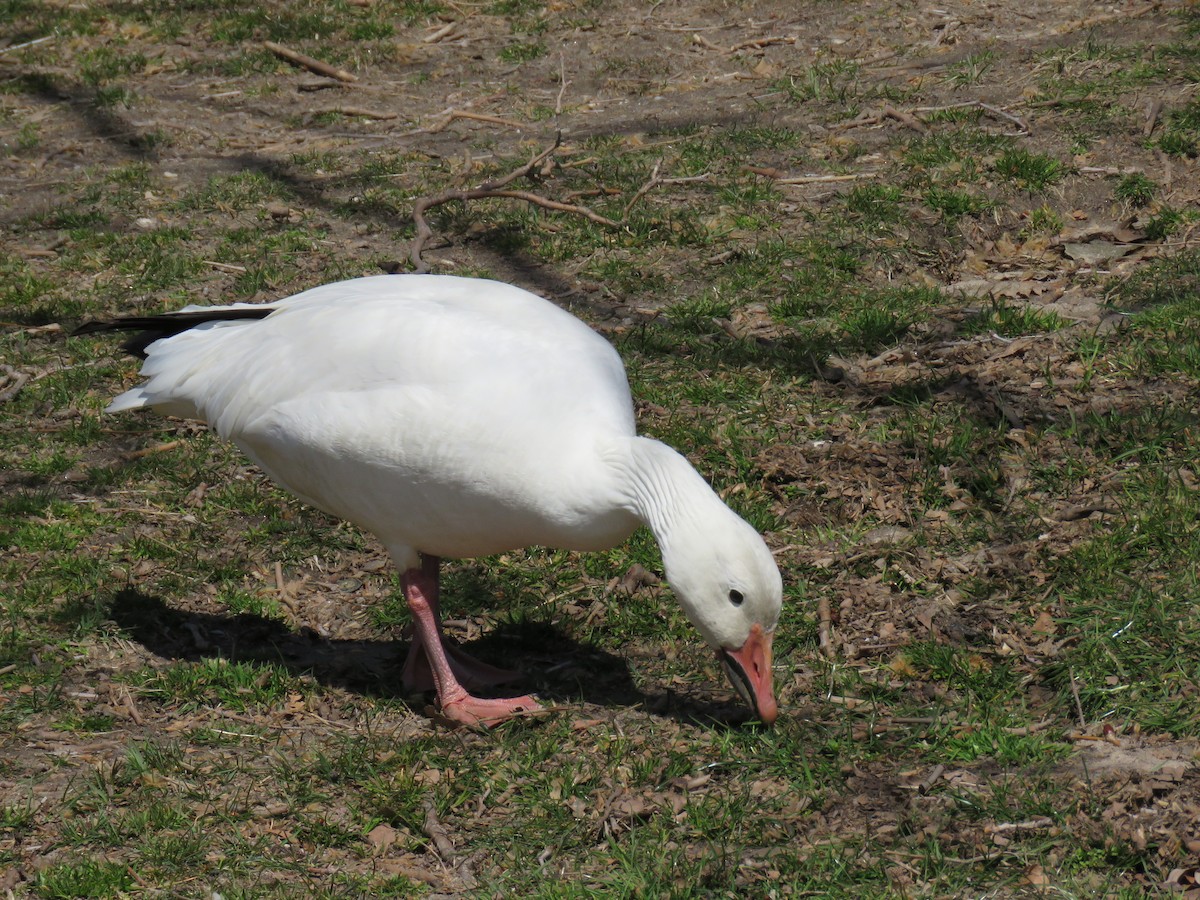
[74,306,276,359]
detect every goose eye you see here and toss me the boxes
[728,589,744,607]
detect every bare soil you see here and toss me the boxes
[3,0,1200,896]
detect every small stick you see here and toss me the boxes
[1143,98,1162,137]
[1002,718,1054,736]
[817,595,833,658]
[263,41,358,83]
[744,165,880,184]
[422,799,457,861]
[913,100,1028,133]
[122,687,144,725]
[404,109,525,136]
[623,165,712,217]
[481,190,619,225]
[0,35,55,55]
[1079,165,1144,176]
[831,111,884,132]
[0,366,30,403]
[203,260,247,273]
[882,105,928,133]
[408,135,619,272]
[728,35,796,53]
[987,817,1054,834]
[777,173,878,184]
[423,21,458,43]
[623,160,661,217]
[555,52,568,115]
[917,764,945,795]
[318,105,397,120]
[123,440,184,460]
[1069,666,1086,727]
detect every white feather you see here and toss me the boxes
[111,274,782,653]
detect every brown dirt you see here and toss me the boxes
[4,0,1200,896]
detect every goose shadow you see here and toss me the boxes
[106,588,754,727]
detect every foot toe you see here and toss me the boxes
[439,694,545,727]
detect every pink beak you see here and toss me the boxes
[718,623,777,724]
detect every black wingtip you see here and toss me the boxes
[72,307,276,358]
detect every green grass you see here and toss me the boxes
[775,59,863,104]
[944,49,996,89]
[34,859,135,899]
[1114,172,1157,206]
[993,148,1068,192]
[922,184,991,221]
[4,0,1200,896]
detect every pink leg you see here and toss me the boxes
[402,641,525,693]
[400,556,523,692]
[401,554,542,726]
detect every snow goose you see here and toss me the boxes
[78,275,783,725]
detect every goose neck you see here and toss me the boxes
[623,437,720,541]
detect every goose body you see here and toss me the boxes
[86,274,783,725]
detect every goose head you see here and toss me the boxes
[659,509,783,724]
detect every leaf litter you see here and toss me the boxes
[4,0,1200,895]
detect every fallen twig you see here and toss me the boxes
[623,161,712,217]
[745,166,879,185]
[728,35,796,53]
[1069,666,1086,728]
[1055,0,1161,35]
[316,105,397,120]
[914,100,1029,133]
[403,109,525,137]
[0,35,55,55]
[423,21,459,43]
[263,41,358,83]
[563,187,622,202]
[296,80,362,92]
[1143,98,1162,137]
[1001,718,1055,736]
[1079,165,1145,176]
[556,52,569,116]
[778,173,879,185]
[986,816,1054,834]
[422,798,478,888]
[123,440,184,461]
[817,594,833,658]
[917,764,945,795]
[422,799,458,861]
[882,104,928,133]
[203,260,247,273]
[408,135,619,272]
[0,365,30,403]
[830,110,885,131]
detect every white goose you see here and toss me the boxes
[79,275,783,725]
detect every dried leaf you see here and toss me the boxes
[367,823,398,853]
[1024,864,1050,887]
[1032,610,1057,636]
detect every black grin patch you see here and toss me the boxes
[720,651,757,712]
